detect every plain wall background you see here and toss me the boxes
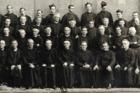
[0,0,139,21]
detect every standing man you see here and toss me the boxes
[61,5,80,26]
[81,2,96,27]
[4,5,18,29]
[95,1,113,27]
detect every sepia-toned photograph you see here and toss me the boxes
[0,0,139,93]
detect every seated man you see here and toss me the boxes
[115,39,135,87]
[96,42,115,88]
[59,40,75,88]
[39,39,57,88]
[22,39,41,88]
[127,27,140,49]
[76,41,94,88]
[7,40,23,87]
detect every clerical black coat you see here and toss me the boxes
[81,12,96,26]
[95,10,113,27]
[4,13,18,29]
[61,12,80,26]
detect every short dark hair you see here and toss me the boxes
[49,4,56,9]
[68,4,74,9]
[85,2,92,7]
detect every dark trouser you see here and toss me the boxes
[99,68,113,88]
[40,67,56,88]
[92,70,100,88]
[63,67,75,88]
[80,68,92,88]
[10,68,22,87]
[114,67,134,87]
[23,67,41,88]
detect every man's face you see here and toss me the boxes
[7,5,13,14]
[69,20,76,27]
[129,27,136,36]
[11,41,18,49]
[53,14,60,22]
[116,27,122,35]
[69,6,74,12]
[117,12,123,19]
[122,40,129,50]
[98,26,105,35]
[3,28,10,35]
[64,27,71,35]
[102,42,109,51]
[5,19,11,26]
[20,8,26,15]
[133,13,139,19]
[86,4,92,12]
[45,40,52,49]
[28,39,34,48]
[103,18,109,26]
[88,21,94,28]
[36,17,42,24]
[134,18,140,25]
[45,27,52,35]
[37,10,42,17]
[50,6,56,14]
[81,42,87,51]
[64,41,70,49]
[33,28,39,36]
[81,28,88,35]
[0,40,6,49]
[19,30,26,38]
[20,16,27,24]
[119,20,125,26]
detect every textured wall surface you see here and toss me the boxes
[0,0,139,20]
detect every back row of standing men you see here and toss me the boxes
[0,1,140,89]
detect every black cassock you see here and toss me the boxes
[61,12,80,26]
[76,50,94,88]
[0,49,8,84]
[96,50,115,88]
[81,12,96,27]
[115,48,135,87]
[39,48,57,88]
[59,49,75,88]
[22,48,41,88]
[7,49,23,87]
[95,10,113,27]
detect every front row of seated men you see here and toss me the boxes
[0,36,139,89]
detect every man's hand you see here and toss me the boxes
[11,65,15,70]
[29,63,35,68]
[106,66,112,72]
[135,68,140,75]
[17,65,21,70]
[83,64,90,68]
[51,64,55,68]
[70,63,74,67]
[63,62,68,67]
[93,65,99,70]
[42,64,47,67]
[124,67,128,71]
[115,64,121,69]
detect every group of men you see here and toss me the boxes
[0,1,139,89]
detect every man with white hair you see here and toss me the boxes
[22,38,41,88]
[50,12,63,38]
[127,27,140,49]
